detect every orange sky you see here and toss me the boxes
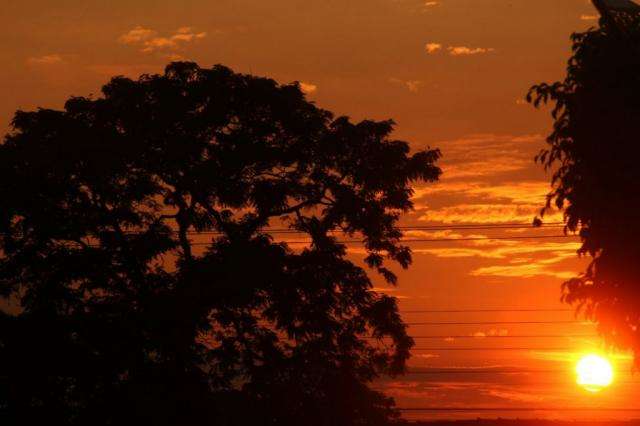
[2,0,639,420]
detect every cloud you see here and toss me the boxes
[404,225,581,279]
[414,182,557,221]
[118,26,157,44]
[119,26,207,56]
[448,46,495,56]
[414,240,580,260]
[404,132,580,280]
[425,43,443,54]
[165,53,185,61]
[414,353,440,359]
[417,180,551,206]
[445,160,529,179]
[469,250,579,279]
[473,329,509,338]
[465,181,552,205]
[389,78,423,92]
[412,237,581,282]
[410,134,556,224]
[403,132,581,279]
[470,263,575,279]
[424,43,495,56]
[390,0,440,14]
[472,329,509,339]
[27,54,64,65]
[171,26,207,42]
[428,133,543,179]
[379,367,554,404]
[403,229,466,239]
[419,203,543,224]
[487,389,544,403]
[425,44,495,56]
[299,82,317,94]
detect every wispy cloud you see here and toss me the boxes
[473,329,509,338]
[389,77,423,92]
[380,371,557,405]
[298,81,317,94]
[119,26,207,57]
[413,240,580,260]
[448,46,495,56]
[430,133,543,178]
[470,255,577,279]
[392,0,441,14]
[414,353,440,359]
[410,134,553,225]
[27,54,64,65]
[404,132,578,278]
[420,203,541,224]
[418,180,550,205]
[118,26,157,44]
[425,42,443,54]
[425,43,495,56]
[487,389,544,403]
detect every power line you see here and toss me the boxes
[398,407,640,412]
[395,222,565,229]
[397,335,597,339]
[401,309,574,313]
[404,369,569,374]
[375,382,640,389]
[33,222,572,238]
[185,234,575,246]
[406,321,590,325]
[176,223,567,235]
[272,235,574,244]
[401,369,640,377]
[410,347,592,351]
[365,334,597,340]
[54,234,579,249]
[3,224,571,239]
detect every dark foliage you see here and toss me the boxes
[0,62,440,425]
[528,15,640,362]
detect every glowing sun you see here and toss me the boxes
[576,354,614,392]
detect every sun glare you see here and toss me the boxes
[576,354,614,392]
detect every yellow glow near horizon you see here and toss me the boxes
[576,354,614,393]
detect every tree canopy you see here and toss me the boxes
[528,15,640,362]
[0,62,441,425]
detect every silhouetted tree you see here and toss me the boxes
[0,62,440,425]
[528,15,640,362]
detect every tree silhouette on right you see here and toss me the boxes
[528,12,640,362]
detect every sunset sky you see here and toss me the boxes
[2,0,639,420]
